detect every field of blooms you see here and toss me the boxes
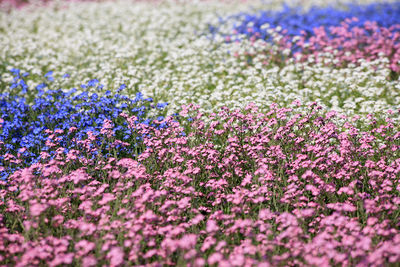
[1,0,400,266]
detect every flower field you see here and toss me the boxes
[1,0,400,266]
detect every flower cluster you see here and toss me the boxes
[219,2,400,43]
[216,2,400,74]
[1,103,399,266]
[290,19,400,72]
[0,0,105,11]
[2,0,398,117]
[0,69,168,181]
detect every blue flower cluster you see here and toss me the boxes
[214,2,400,43]
[0,69,168,181]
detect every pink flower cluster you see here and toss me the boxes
[0,0,110,10]
[294,18,400,72]
[240,19,400,74]
[1,102,400,266]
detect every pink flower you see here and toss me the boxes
[107,246,124,266]
[68,127,77,133]
[342,203,357,212]
[143,249,157,259]
[194,258,206,267]
[191,214,204,225]
[367,217,379,226]
[201,236,216,252]
[48,253,74,267]
[298,208,315,218]
[78,222,97,236]
[98,193,116,206]
[177,197,191,209]
[229,253,245,266]
[206,219,219,233]
[30,203,48,217]
[54,129,63,134]
[179,234,197,250]
[65,168,91,184]
[305,184,320,196]
[338,186,354,195]
[215,240,227,251]
[52,215,64,226]
[142,210,158,223]
[208,252,224,265]
[75,240,96,257]
[100,119,114,138]
[81,256,97,267]
[42,165,62,177]
[259,209,274,220]
[179,105,189,117]
[184,249,197,260]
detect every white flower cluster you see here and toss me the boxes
[0,0,398,117]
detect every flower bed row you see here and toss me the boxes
[215,2,400,74]
[1,101,400,266]
[1,0,400,266]
[1,0,399,117]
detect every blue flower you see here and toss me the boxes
[36,83,47,91]
[156,103,168,109]
[135,92,143,101]
[0,72,169,182]
[45,71,53,77]
[91,93,98,100]
[87,79,99,87]
[10,68,20,76]
[118,84,127,92]
[44,71,54,81]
